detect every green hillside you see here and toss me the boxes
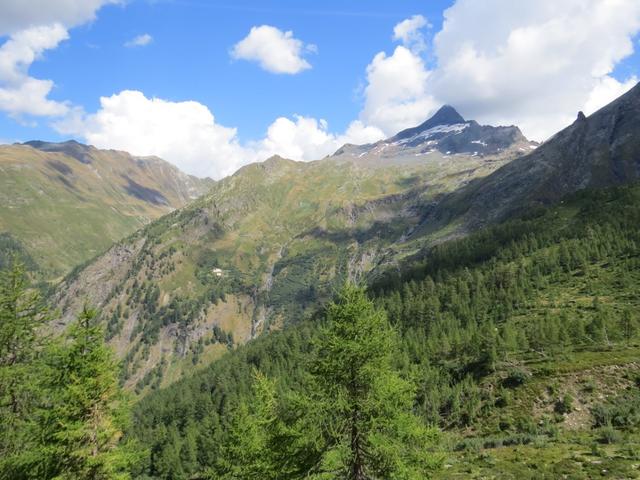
[0,142,213,279]
[51,152,513,390]
[129,183,640,479]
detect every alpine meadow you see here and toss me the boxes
[1,1,640,479]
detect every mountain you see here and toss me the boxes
[49,86,640,392]
[50,110,533,390]
[0,140,213,278]
[52,78,640,393]
[8,88,640,478]
[426,82,640,231]
[133,181,640,478]
[332,105,537,166]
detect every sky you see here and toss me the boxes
[0,0,639,179]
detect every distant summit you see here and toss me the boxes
[392,105,466,142]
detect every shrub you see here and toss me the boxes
[597,425,622,444]
[592,393,640,428]
[555,394,574,414]
[503,369,529,388]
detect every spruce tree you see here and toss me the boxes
[38,306,140,480]
[0,261,49,479]
[302,285,441,479]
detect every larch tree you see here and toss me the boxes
[37,306,141,480]
[303,284,441,480]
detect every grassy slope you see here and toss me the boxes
[0,144,212,279]
[53,153,509,391]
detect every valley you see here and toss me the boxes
[50,107,538,390]
[1,10,639,476]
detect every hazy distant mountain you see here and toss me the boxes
[332,105,537,167]
[0,140,213,278]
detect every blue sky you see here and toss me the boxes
[2,0,452,142]
[1,0,639,178]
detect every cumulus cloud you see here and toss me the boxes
[392,14,429,52]
[55,90,250,179]
[0,24,70,117]
[427,0,640,140]
[0,0,119,36]
[583,74,638,116]
[231,25,315,74]
[358,45,437,136]
[0,0,117,119]
[253,117,384,161]
[124,33,152,48]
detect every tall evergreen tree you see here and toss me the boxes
[210,371,286,480]
[37,306,140,480]
[0,262,49,479]
[303,285,441,479]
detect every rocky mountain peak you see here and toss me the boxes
[429,81,640,230]
[392,105,466,142]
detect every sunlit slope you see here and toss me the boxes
[53,151,511,390]
[0,141,212,278]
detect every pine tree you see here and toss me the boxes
[37,306,140,480]
[0,261,49,479]
[302,285,441,479]
[210,371,290,480]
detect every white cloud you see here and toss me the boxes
[0,24,70,117]
[427,0,640,140]
[0,0,117,119]
[231,25,315,74]
[0,0,119,36]
[253,116,383,161]
[358,46,438,136]
[338,121,386,146]
[124,33,153,48]
[393,14,429,53]
[583,74,638,116]
[255,116,335,160]
[55,90,250,179]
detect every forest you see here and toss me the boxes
[2,183,640,479]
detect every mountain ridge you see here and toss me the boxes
[48,85,640,392]
[0,141,214,278]
[422,81,640,233]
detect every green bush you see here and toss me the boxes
[503,369,529,388]
[592,392,640,428]
[597,425,622,444]
[555,394,574,414]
